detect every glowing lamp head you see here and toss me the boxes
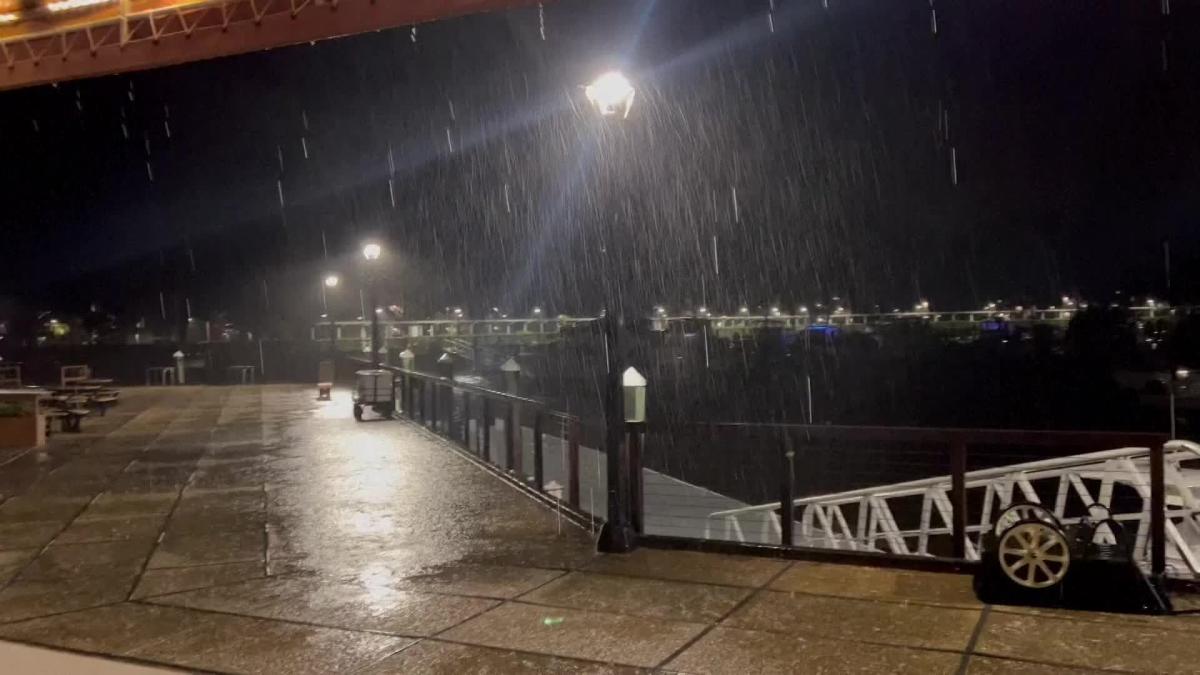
[585,71,636,118]
[362,243,382,261]
[324,274,340,288]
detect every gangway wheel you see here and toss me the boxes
[993,502,1061,537]
[998,520,1071,589]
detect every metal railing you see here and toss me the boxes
[372,361,598,528]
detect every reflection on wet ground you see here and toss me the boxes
[1,385,1198,673]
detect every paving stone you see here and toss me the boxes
[724,589,981,651]
[976,609,1200,672]
[440,601,706,668]
[584,548,789,588]
[147,575,498,636]
[522,571,751,623]
[769,561,981,607]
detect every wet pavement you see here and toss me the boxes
[1,385,1198,673]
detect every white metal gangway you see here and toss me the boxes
[707,441,1200,578]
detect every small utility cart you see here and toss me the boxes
[352,369,395,421]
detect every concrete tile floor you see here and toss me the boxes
[0,385,1196,673]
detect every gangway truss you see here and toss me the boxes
[707,441,1200,579]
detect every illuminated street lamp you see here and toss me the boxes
[586,69,639,553]
[361,243,383,366]
[585,71,636,118]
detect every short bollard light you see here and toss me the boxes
[622,366,646,423]
[173,350,186,385]
[501,357,521,394]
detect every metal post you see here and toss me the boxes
[627,421,644,534]
[780,434,795,547]
[533,412,545,491]
[462,392,471,447]
[1150,442,1166,577]
[482,398,492,461]
[369,282,380,367]
[505,402,516,472]
[599,313,636,552]
[568,418,581,509]
[1169,386,1177,440]
[430,381,439,432]
[950,439,968,559]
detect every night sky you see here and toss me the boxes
[1,0,1198,330]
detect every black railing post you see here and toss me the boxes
[950,439,968,559]
[1151,442,1166,577]
[568,418,580,509]
[482,398,492,462]
[399,373,408,416]
[627,421,644,534]
[779,433,795,547]
[533,412,544,491]
[431,381,439,431]
[505,402,516,472]
[461,392,471,448]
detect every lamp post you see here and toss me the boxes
[586,70,639,553]
[323,274,340,355]
[362,243,382,367]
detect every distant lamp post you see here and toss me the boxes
[323,274,340,354]
[585,71,636,118]
[532,306,543,317]
[362,243,383,366]
[1170,367,1191,439]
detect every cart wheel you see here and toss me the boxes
[353,404,363,421]
[374,404,393,418]
[993,501,1061,537]
[998,520,1070,589]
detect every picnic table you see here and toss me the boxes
[80,378,114,386]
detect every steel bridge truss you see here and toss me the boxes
[708,441,1200,578]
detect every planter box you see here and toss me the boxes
[0,414,45,449]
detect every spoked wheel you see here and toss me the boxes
[353,404,363,421]
[998,520,1071,589]
[993,501,1061,537]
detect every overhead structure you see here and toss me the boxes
[0,0,542,91]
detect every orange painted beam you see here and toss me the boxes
[0,0,543,91]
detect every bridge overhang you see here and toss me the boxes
[0,0,542,91]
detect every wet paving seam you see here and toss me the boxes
[0,399,164,508]
[651,561,794,669]
[128,598,430,640]
[130,569,312,601]
[573,566,783,592]
[0,489,117,596]
[0,599,131,627]
[0,633,217,674]
[123,393,228,603]
[417,636,655,672]
[751,585,982,612]
[955,604,991,675]
[984,604,1200,635]
[966,650,1139,674]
